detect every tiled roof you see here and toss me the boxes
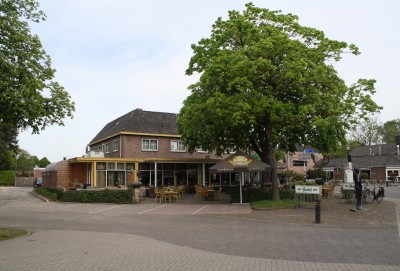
[324,155,400,169]
[90,109,179,144]
[350,144,399,157]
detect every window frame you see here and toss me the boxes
[171,140,186,152]
[113,140,119,152]
[142,139,158,151]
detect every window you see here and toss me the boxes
[113,140,119,152]
[142,139,158,151]
[171,140,186,152]
[104,143,110,153]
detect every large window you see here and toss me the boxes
[171,140,185,152]
[142,139,158,151]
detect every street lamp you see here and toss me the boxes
[346,144,351,169]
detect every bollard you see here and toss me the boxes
[315,198,321,223]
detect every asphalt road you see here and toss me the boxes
[0,186,400,270]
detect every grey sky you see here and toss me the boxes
[19,0,400,162]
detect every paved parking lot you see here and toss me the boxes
[0,186,399,271]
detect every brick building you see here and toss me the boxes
[323,138,400,182]
[43,109,233,189]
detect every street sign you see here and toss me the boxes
[342,183,355,190]
[295,185,321,195]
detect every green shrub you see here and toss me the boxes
[34,187,58,201]
[59,188,133,204]
[230,187,295,203]
[34,187,133,204]
[0,171,15,186]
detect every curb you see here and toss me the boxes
[30,191,49,203]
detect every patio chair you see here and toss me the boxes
[195,186,203,200]
[214,186,222,200]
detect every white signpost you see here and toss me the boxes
[295,185,321,195]
[295,185,322,223]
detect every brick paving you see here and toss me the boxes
[0,230,399,271]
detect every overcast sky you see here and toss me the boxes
[18,0,400,162]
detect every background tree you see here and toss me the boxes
[38,157,51,168]
[15,149,34,172]
[0,0,75,133]
[380,119,400,144]
[0,122,18,170]
[347,114,382,146]
[177,3,381,200]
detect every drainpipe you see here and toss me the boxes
[119,135,122,158]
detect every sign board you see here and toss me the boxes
[295,185,321,195]
[293,160,307,166]
[342,183,355,190]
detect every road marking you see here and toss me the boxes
[48,204,80,211]
[90,205,123,214]
[192,205,209,214]
[139,204,167,214]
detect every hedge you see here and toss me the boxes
[0,171,15,186]
[59,189,133,204]
[34,187,133,204]
[230,187,295,203]
[34,187,59,201]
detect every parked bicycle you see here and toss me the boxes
[363,186,384,203]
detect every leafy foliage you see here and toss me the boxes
[347,114,382,145]
[177,4,381,200]
[35,187,133,203]
[59,188,133,204]
[0,122,18,170]
[230,187,295,203]
[380,119,400,144]
[0,171,15,186]
[0,0,75,133]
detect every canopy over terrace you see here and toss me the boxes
[210,151,271,204]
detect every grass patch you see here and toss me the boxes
[0,228,28,241]
[251,199,297,209]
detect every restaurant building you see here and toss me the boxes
[43,109,232,189]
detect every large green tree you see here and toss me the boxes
[0,0,75,133]
[177,3,381,200]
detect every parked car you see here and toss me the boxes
[33,178,43,188]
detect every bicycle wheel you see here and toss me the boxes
[365,190,374,204]
[376,194,384,203]
[345,190,355,203]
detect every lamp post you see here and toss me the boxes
[346,144,351,169]
[14,153,19,187]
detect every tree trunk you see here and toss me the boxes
[265,121,279,201]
